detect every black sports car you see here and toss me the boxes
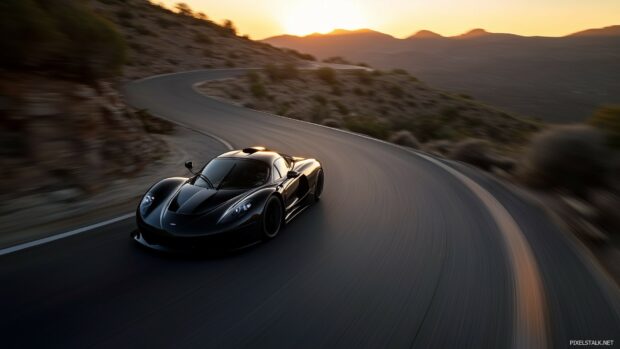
[132,146,324,252]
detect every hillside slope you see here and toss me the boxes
[198,66,540,152]
[92,0,308,79]
[263,27,620,122]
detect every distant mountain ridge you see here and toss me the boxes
[263,25,620,122]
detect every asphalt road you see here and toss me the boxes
[1,69,618,348]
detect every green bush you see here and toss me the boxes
[222,19,236,35]
[588,105,620,148]
[285,49,315,61]
[193,32,212,44]
[521,125,610,196]
[389,130,419,148]
[264,63,299,81]
[312,94,327,105]
[250,82,266,99]
[332,100,349,115]
[316,67,337,85]
[449,139,496,171]
[344,116,389,140]
[322,118,342,128]
[0,0,126,81]
[246,71,261,84]
[388,85,404,98]
[354,70,374,85]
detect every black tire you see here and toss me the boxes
[261,196,283,240]
[314,169,324,201]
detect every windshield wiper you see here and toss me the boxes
[196,173,215,189]
[216,164,237,190]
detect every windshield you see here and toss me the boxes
[195,158,270,189]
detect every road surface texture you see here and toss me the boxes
[1,69,618,348]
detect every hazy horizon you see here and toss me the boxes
[156,0,620,39]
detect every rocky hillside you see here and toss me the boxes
[0,74,170,200]
[92,0,311,80]
[198,66,540,152]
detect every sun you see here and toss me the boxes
[281,0,366,36]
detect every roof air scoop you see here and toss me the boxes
[242,146,267,154]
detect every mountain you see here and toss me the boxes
[409,30,443,39]
[569,25,620,37]
[263,26,620,122]
[456,28,490,38]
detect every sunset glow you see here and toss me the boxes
[280,0,366,36]
[158,0,620,39]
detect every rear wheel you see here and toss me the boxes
[314,169,324,201]
[261,196,283,240]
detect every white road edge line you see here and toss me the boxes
[0,213,135,257]
[416,153,548,349]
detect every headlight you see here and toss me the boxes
[234,202,252,214]
[218,200,253,223]
[140,194,155,214]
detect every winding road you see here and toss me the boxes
[1,69,618,348]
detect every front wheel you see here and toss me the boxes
[261,196,283,240]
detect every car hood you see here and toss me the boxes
[167,184,247,215]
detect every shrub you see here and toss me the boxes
[354,70,373,85]
[264,63,298,81]
[156,17,178,29]
[520,125,610,196]
[246,71,260,84]
[312,94,327,105]
[175,3,193,16]
[136,109,175,135]
[344,116,389,140]
[0,0,127,81]
[193,32,212,44]
[389,130,420,148]
[424,140,454,156]
[316,67,337,85]
[250,82,266,99]
[285,49,315,61]
[449,139,496,171]
[222,19,236,35]
[310,104,330,123]
[388,85,405,98]
[332,100,349,115]
[588,105,620,148]
[323,56,351,65]
[322,118,342,128]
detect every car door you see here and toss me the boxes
[273,157,299,209]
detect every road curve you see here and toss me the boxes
[1,69,618,348]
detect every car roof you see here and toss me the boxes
[217,147,283,164]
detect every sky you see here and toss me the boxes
[157,0,620,39]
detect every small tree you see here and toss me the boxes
[588,105,620,148]
[175,2,193,16]
[223,19,236,35]
[316,67,337,85]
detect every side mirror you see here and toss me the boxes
[287,170,300,179]
[184,161,193,170]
